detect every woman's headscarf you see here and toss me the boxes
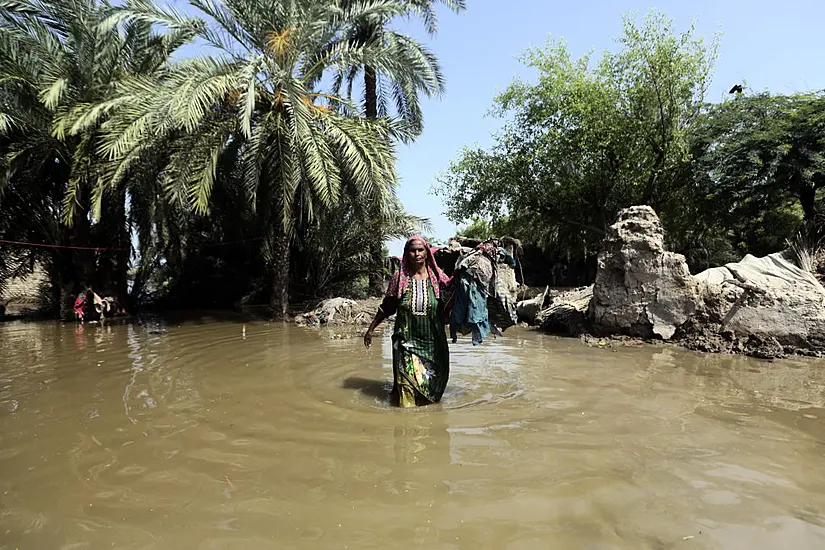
[387,236,451,299]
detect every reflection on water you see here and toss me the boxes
[2,319,825,549]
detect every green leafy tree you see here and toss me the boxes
[692,92,825,229]
[666,91,824,268]
[436,10,718,260]
[456,218,494,241]
[455,216,513,241]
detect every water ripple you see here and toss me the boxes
[2,320,825,548]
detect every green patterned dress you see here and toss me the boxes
[386,277,450,407]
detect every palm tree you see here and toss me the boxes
[294,193,431,298]
[336,0,465,295]
[79,0,415,318]
[0,0,198,314]
[338,0,465,131]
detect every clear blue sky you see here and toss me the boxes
[167,0,825,255]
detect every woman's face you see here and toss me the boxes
[406,240,427,268]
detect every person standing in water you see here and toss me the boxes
[364,236,452,407]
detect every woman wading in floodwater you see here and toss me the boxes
[364,236,452,407]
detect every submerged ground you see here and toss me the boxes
[1,318,825,549]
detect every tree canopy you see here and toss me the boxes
[437,11,719,262]
[437,11,824,274]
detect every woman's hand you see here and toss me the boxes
[364,306,387,349]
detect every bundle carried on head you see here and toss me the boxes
[450,239,518,345]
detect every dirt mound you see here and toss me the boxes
[536,206,825,359]
[589,205,698,340]
[295,297,385,327]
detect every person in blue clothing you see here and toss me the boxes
[450,240,518,345]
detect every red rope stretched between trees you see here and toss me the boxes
[0,236,264,251]
[0,238,125,251]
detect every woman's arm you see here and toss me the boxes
[363,297,398,348]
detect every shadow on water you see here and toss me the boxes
[342,376,389,399]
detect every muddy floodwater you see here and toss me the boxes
[2,318,825,549]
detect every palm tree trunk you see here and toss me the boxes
[364,65,385,296]
[55,248,75,320]
[270,228,291,319]
[364,65,378,119]
[96,189,129,302]
[367,243,385,296]
[800,183,818,222]
[69,191,94,304]
[54,206,93,321]
[112,189,130,302]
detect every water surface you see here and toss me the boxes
[2,318,825,549]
